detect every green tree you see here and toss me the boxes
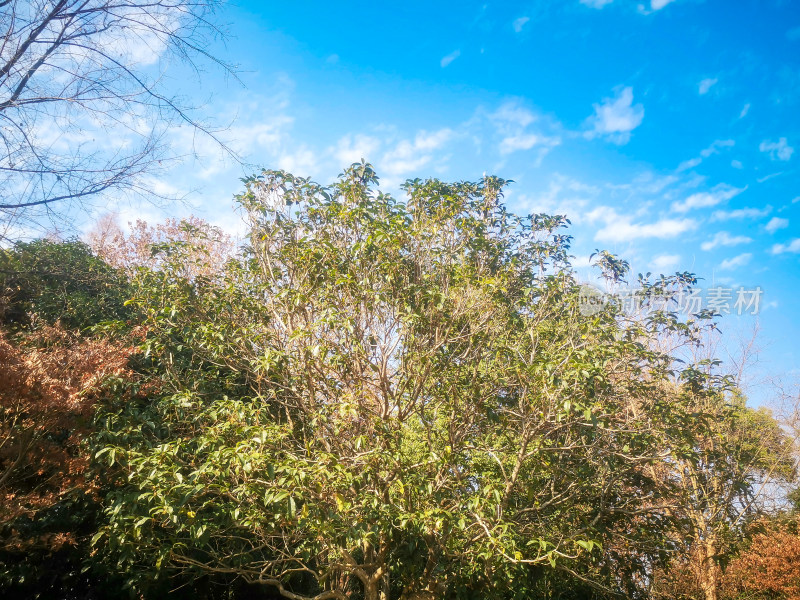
[0,238,132,331]
[94,164,721,599]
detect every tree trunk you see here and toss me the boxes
[364,581,379,600]
[697,539,719,600]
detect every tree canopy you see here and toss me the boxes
[86,164,796,600]
[0,163,796,600]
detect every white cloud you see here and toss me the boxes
[588,206,696,241]
[622,171,678,194]
[711,206,772,221]
[415,129,452,151]
[772,239,800,254]
[719,253,752,270]
[521,174,597,221]
[499,134,538,154]
[759,137,794,161]
[580,0,614,8]
[103,10,174,67]
[513,16,530,32]
[765,217,789,233]
[441,50,461,68]
[381,128,453,175]
[650,254,681,270]
[677,140,735,172]
[700,231,752,251]
[585,86,644,144]
[700,139,735,157]
[499,133,560,155]
[226,116,294,155]
[698,78,718,95]
[671,184,744,213]
[677,157,702,172]
[572,254,594,269]
[138,176,184,200]
[758,172,784,184]
[597,218,696,241]
[490,102,537,129]
[331,134,381,165]
[489,101,561,158]
[739,103,750,118]
[651,0,676,10]
[179,97,295,179]
[731,159,743,169]
[277,146,317,175]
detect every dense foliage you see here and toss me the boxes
[0,164,797,600]
[0,239,132,331]
[0,240,135,598]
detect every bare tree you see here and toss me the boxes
[0,0,235,239]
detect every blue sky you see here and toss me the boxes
[98,0,799,403]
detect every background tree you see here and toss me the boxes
[0,235,138,597]
[0,0,234,239]
[722,516,800,600]
[87,213,235,278]
[0,326,135,597]
[650,386,796,600]
[0,238,132,330]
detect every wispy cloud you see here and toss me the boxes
[677,139,735,171]
[765,217,789,233]
[499,133,560,155]
[584,86,644,144]
[650,254,681,270]
[719,253,752,270]
[759,137,794,161]
[676,157,702,172]
[512,16,530,32]
[588,206,696,242]
[491,102,537,129]
[277,145,317,174]
[698,78,718,95]
[650,0,677,9]
[671,184,744,213]
[757,171,784,183]
[701,139,735,157]
[440,50,461,68]
[382,128,453,175]
[489,101,561,159]
[580,0,614,8]
[772,239,800,254]
[711,206,771,221]
[519,174,597,222]
[700,231,752,251]
[739,103,750,118]
[331,134,381,166]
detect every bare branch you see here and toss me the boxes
[0,0,238,233]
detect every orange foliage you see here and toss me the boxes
[0,326,134,550]
[723,519,800,600]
